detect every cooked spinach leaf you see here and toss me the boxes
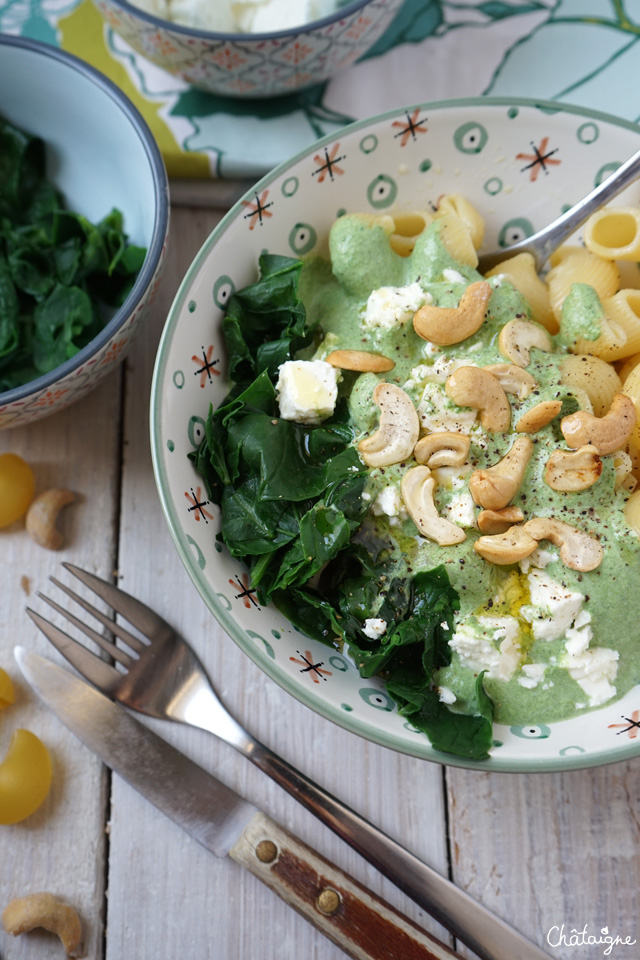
[191,253,496,761]
[0,115,147,393]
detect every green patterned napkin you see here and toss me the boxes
[3,0,640,181]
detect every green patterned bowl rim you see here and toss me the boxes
[151,95,640,772]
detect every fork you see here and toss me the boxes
[26,563,551,960]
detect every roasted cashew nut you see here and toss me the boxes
[25,489,76,550]
[498,319,553,367]
[483,363,537,400]
[358,383,420,467]
[325,349,395,373]
[413,431,471,468]
[400,465,466,545]
[560,392,637,456]
[468,436,534,510]
[523,517,603,572]
[515,400,562,434]
[3,893,83,957]
[413,280,491,346]
[477,506,525,535]
[544,445,603,492]
[473,525,538,565]
[445,366,511,432]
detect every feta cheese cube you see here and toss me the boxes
[276,360,339,424]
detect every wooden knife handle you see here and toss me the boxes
[229,811,460,960]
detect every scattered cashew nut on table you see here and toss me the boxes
[2,892,83,957]
[498,318,553,367]
[445,365,511,432]
[560,392,637,456]
[468,436,534,510]
[25,489,76,550]
[358,383,419,467]
[412,280,492,346]
[400,465,466,546]
[545,445,603,492]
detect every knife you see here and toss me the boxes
[15,647,465,960]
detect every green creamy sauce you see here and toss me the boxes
[297,217,640,726]
[557,283,604,349]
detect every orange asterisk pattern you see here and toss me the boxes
[185,487,213,523]
[242,190,274,230]
[392,109,429,147]
[608,710,640,739]
[290,650,332,683]
[516,137,561,182]
[229,573,259,609]
[312,143,346,183]
[191,345,220,386]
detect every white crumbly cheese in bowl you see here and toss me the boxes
[276,359,339,425]
[128,0,339,32]
[363,618,387,640]
[362,283,429,330]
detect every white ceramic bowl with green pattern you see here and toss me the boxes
[151,98,640,771]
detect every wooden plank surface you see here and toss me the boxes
[1,201,639,960]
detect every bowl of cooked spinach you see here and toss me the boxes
[0,35,169,429]
[151,98,640,771]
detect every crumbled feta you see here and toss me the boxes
[442,268,466,283]
[418,382,478,434]
[519,547,557,573]
[520,569,585,642]
[518,663,546,689]
[363,618,387,640]
[563,646,619,706]
[443,491,477,529]
[428,355,476,384]
[362,283,428,330]
[371,484,402,518]
[449,616,521,681]
[403,364,432,393]
[438,686,457,704]
[276,360,339,424]
[421,342,441,360]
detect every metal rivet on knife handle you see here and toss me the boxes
[255,840,278,863]
[316,888,341,916]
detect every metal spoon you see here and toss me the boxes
[477,144,640,273]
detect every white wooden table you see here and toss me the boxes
[1,202,638,960]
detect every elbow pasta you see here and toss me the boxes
[436,193,486,250]
[389,210,433,257]
[560,354,622,417]
[584,206,640,261]
[486,252,557,333]
[0,729,52,825]
[547,247,620,322]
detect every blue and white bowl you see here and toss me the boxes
[0,36,169,430]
